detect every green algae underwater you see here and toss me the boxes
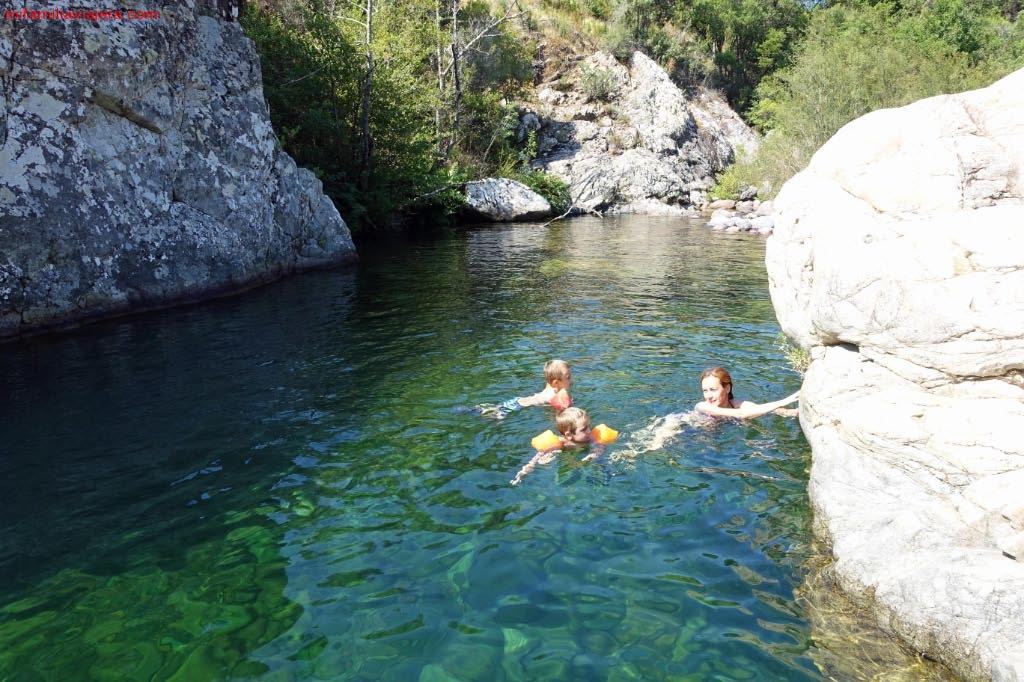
[0,216,954,681]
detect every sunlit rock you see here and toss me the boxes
[767,67,1024,681]
[462,178,552,222]
[528,51,757,213]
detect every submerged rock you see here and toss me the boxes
[0,2,356,339]
[767,67,1024,681]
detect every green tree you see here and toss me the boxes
[716,1,1013,197]
[242,8,363,201]
[245,0,538,231]
[673,0,810,112]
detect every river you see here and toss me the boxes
[0,216,952,680]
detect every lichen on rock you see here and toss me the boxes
[0,2,356,339]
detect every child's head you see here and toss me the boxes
[555,406,591,444]
[699,366,734,402]
[544,359,572,388]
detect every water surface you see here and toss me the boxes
[0,216,947,681]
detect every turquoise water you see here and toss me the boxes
[0,217,854,680]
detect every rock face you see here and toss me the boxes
[463,178,552,222]
[527,51,758,214]
[0,1,356,339]
[766,68,1024,681]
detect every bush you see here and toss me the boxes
[724,2,1004,197]
[517,169,572,214]
[580,65,617,101]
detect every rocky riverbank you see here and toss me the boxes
[766,67,1024,681]
[520,51,757,216]
[0,2,356,340]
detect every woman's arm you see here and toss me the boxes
[695,391,799,419]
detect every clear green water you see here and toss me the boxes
[0,216,932,681]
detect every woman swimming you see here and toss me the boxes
[694,366,799,419]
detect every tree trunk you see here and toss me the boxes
[444,8,462,161]
[359,0,374,192]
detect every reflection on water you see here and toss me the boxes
[0,216,953,680]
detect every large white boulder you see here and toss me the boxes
[766,68,1024,681]
[462,178,552,222]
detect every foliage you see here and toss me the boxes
[599,0,809,111]
[246,0,1022,229]
[517,169,572,213]
[709,162,746,200]
[580,65,617,101]
[671,0,810,112]
[462,3,535,89]
[244,0,534,232]
[716,0,1020,198]
[242,8,362,204]
[776,333,810,375]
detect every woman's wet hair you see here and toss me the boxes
[699,366,734,400]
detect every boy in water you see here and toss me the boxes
[510,407,603,485]
[485,359,573,419]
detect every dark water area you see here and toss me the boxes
[0,216,951,680]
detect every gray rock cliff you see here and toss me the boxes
[766,68,1024,681]
[0,1,356,339]
[526,51,758,214]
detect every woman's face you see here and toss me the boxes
[701,375,731,408]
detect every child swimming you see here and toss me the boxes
[481,359,573,419]
[510,407,608,485]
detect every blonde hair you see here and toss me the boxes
[699,366,734,400]
[555,406,589,436]
[544,359,571,383]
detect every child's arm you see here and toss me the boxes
[516,385,556,407]
[511,451,555,485]
[580,443,606,462]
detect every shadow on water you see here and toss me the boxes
[0,216,955,680]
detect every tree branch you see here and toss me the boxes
[540,205,597,227]
[407,182,466,203]
[439,5,525,79]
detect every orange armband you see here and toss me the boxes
[531,429,562,451]
[549,389,572,411]
[591,424,619,444]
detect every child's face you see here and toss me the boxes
[701,376,730,407]
[562,422,591,445]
